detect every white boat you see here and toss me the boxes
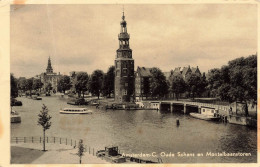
[59,108,92,114]
[190,107,220,121]
[190,113,220,121]
[11,110,21,123]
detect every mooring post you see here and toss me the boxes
[198,106,201,114]
[183,104,187,114]
[176,118,180,126]
[170,103,173,113]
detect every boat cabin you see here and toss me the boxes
[200,107,218,116]
[63,108,87,112]
[105,146,119,156]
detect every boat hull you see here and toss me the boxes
[190,113,220,121]
[59,110,92,114]
[11,115,21,123]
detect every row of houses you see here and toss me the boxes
[135,66,205,101]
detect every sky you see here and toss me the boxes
[10,4,257,78]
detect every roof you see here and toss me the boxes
[137,67,152,77]
[172,67,182,76]
[191,66,201,75]
[182,66,191,75]
[163,72,171,80]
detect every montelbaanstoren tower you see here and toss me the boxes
[114,11,135,103]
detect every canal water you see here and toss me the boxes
[11,96,257,163]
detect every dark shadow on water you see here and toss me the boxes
[11,146,45,164]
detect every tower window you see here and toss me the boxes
[123,90,127,95]
[123,69,127,74]
[116,70,120,76]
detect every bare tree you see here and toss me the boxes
[37,104,52,151]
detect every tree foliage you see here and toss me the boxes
[89,70,104,99]
[74,72,89,97]
[32,79,43,92]
[149,67,169,98]
[102,66,115,97]
[57,75,71,93]
[11,73,18,98]
[207,54,257,105]
[37,104,52,151]
[170,74,186,100]
[26,78,34,96]
[186,73,206,98]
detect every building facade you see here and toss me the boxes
[37,57,61,93]
[114,12,135,103]
[135,67,152,101]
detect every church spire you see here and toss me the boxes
[46,56,53,73]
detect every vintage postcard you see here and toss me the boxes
[0,0,259,166]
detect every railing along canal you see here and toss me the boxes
[11,136,102,156]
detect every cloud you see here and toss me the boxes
[10,4,257,78]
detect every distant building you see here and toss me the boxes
[114,11,135,103]
[37,57,61,93]
[168,66,202,98]
[169,66,201,82]
[135,67,152,101]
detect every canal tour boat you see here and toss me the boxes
[60,108,93,114]
[190,107,220,121]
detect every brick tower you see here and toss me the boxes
[114,11,135,103]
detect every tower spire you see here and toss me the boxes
[46,56,53,73]
[122,5,125,20]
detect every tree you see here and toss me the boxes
[32,79,43,92]
[57,75,71,94]
[149,67,169,98]
[170,75,186,100]
[37,104,52,151]
[89,70,104,99]
[11,73,18,98]
[102,66,115,97]
[76,139,85,164]
[207,54,257,107]
[26,78,34,96]
[185,73,201,99]
[74,72,89,97]
[17,77,27,93]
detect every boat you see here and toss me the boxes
[11,110,21,123]
[59,108,92,114]
[67,98,87,105]
[96,146,158,164]
[190,107,220,121]
[190,113,220,121]
[33,96,42,100]
[11,98,22,106]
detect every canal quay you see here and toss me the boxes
[11,96,257,163]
